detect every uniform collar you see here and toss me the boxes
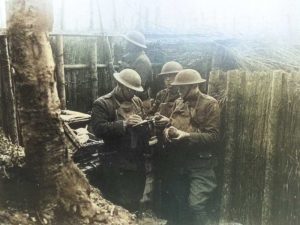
[184,91,202,107]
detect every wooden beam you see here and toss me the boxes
[64,64,106,70]
[0,28,119,37]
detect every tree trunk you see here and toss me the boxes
[7,0,97,221]
[0,36,19,144]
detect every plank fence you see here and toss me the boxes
[52,36,114,112]
[209,70,300,225]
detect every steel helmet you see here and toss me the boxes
[171,69,206,86]
[123,31,147,49]
[113,69,144,92]
[158,61,183,76]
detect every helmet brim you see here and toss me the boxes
[171,79,206,86]
[122,35,147,49]
[113,72,144,92]
[158,70,180,76]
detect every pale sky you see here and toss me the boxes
[1,0,300,42]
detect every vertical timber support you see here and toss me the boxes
[219,70,242,223]
[0,36,19,144]
[90,38,98,102]
[56,0,66,109]
[55,35,66,109]
[261,71,283,225]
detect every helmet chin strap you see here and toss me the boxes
[182,85,198,101]
[121,86,134,101]
[115,85,129,102]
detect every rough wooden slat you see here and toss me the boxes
[64,64,107,70]
[270,71,300,225]
[261,70,284,225]
[219,70,242,223]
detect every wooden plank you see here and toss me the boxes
[219,70,243,223]
[64,64,106,70]
[262,70,284,225]
[270,71,300,225]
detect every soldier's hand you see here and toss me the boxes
[172,129,190,141]
[163,126,177,142]
[164,126,189,142]
[126,114,143,126]
[154,113,170,127]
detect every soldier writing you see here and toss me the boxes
[90,69,146,211]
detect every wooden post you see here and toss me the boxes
[219,70,243,223]
[0,36,19,144]
[90,38,98,101]
[55,35,66,109]
[72,70,77,109]
[261,71,284,225]
[0,54,2,127]
[90,0,99,102]
[55,0,66,109]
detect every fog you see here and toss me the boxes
[1,0,300,42]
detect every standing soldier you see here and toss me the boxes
[150,61,182,117]
[120,31,153,114]
[90,69,146,212]
[157,69,220,225]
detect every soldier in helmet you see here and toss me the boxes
[120,31,153,114]
[155,69,220,225]
[150,61,182,117]
[90,69,146,211]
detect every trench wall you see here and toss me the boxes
[208,70,300,225]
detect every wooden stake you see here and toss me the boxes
[55,35,66,109]
[0,36,19,144]
[90,38,98,101]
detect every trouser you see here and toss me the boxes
[99,166,145,212]
[164,167,217,225]
[140,157,154,208]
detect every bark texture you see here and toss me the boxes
[7,0,101,223]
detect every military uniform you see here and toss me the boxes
[165,91,220,225]
[150,88,180,117]
[91,88,146,211]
